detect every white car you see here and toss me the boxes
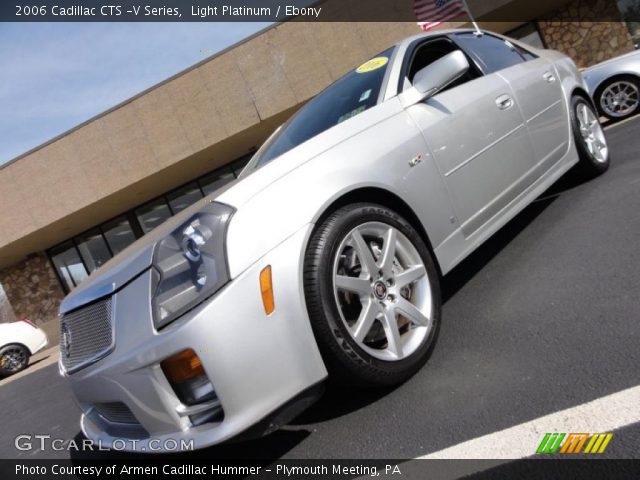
[0,319,48,376]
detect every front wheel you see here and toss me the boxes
[0,344,30,376]
[571,96,610,178]
[304,203,441,388]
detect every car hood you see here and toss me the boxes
[584,50,640,73]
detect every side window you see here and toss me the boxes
[455,33,527,73]
[405,38,482,93]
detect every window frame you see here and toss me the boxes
[101,214,141,256]
[231,155,253,176]
[449,32,533,75]
[134,196,174,234]
[199,166,236,195]
[47,240,89,293]
[165,182,204,215]
[75,227,114,273]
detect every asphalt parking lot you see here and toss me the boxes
[1,117,639,461]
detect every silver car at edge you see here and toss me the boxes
[59,29,610,451]
[583,49,640,121]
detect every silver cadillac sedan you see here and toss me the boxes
[59,29,609,451]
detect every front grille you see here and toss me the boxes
[60,297,114,372]
[93,402,139,425]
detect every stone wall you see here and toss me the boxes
[538,0,635,68]
[0,253,64,325]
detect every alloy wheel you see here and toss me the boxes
[577,103,608,164]
[332,222,433,362]
[600,80,639,119]
[0,346,27,373]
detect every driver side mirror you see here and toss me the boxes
[400,50,470,108]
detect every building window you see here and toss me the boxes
[167,182,203,214]
[102,216,138,256]
[231,155,252,176]
[135,198,173,234]
[47,152,255,292]
[507,23,545,49]
[49,241,88,291]
[75,228,112,273]
[199,167,235,196]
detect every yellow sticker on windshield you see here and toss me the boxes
[356,57,389,74]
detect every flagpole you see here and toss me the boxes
[461,0,482,35]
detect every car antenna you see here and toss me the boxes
[461,0,483,36]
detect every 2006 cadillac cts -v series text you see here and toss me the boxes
[58,30,609,451]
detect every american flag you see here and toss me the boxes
[415,0,468,32]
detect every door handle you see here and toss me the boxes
[543,71,556,83]
[495,94,514,110]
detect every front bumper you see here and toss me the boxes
[61,224,327,451]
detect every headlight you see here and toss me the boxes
[151,201,234,329]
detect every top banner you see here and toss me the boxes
[2,0,639,22]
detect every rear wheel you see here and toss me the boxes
[571,96,610,177]
[596,76,640,121]
[304,203,441,388]
[0,344,30,376]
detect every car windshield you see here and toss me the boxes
[245,47,395,172]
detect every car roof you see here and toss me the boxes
[394,28,482,49]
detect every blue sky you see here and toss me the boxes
[0,22,270,165]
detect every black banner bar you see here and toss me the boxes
[1,459,640,480]
[2,0,640,22]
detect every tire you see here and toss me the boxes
[571,95,610,178]
[0,344,30,376]
[304,203,441,388]
[595,75,640,121]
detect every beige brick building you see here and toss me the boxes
[0,0,635,340]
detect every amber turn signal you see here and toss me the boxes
[161,349,205,383]
[260,265,275,315]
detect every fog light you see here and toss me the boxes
[161,349,216,406]
[260,265,275,315]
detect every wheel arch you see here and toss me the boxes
[0,342,32,356]
[311,186,443,277]
[571,86,597,109]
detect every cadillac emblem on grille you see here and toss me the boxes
[61,322,71,358]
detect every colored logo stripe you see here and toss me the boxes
[584,433,613,454]
[537,433,613,454]
[536,433,565,454]
[559,433,589,454]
